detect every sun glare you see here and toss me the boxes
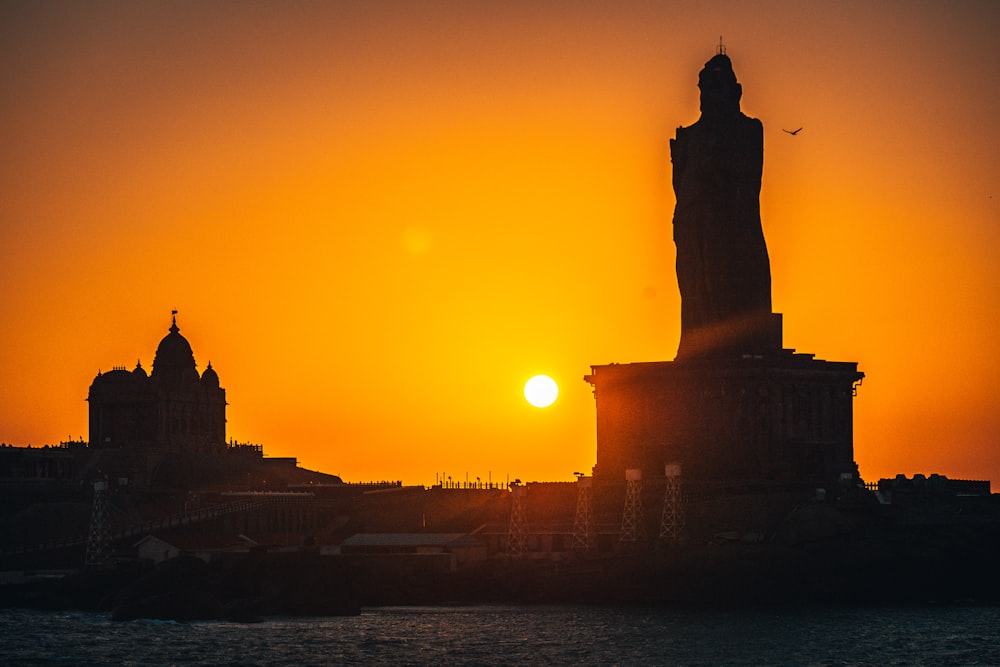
[524,375,558,408]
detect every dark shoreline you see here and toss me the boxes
[4,523,998,622]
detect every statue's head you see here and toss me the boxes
[698,54,742,119]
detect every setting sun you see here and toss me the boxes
[524,375,559,408]
[0,3,997,486]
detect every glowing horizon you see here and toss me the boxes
[1,2,998,487]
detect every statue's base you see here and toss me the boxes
[584,347,863,486]
[676,313,784,360]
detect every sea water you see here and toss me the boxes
[2,604,999,666]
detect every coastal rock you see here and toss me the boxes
[107,553,361,621]
[110,588,224,622]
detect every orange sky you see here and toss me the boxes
[2,1,998,486]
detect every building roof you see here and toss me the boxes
[134,533,259,551]
[340,533,482,548]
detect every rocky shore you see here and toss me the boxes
[1,554,361,622]
[3,518,998,622]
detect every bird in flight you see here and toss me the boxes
[783,127,803,136]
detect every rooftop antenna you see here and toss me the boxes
[717,35,726,55]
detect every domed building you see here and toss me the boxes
[88,315,227,453]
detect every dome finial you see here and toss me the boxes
[170,309,179,334]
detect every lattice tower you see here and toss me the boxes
[507,484,529,557]
[571,476,595,551]
[619,468,644,543]
[658,464,685,543]
[84,480,112,568]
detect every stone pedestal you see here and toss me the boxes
[585,349,863,486]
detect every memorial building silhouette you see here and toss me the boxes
[586,50,864,486]
[87,314,227,454]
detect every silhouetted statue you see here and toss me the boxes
[671,53,778,358]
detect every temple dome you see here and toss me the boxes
[201,362,220,388]
[152,316,199,387]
